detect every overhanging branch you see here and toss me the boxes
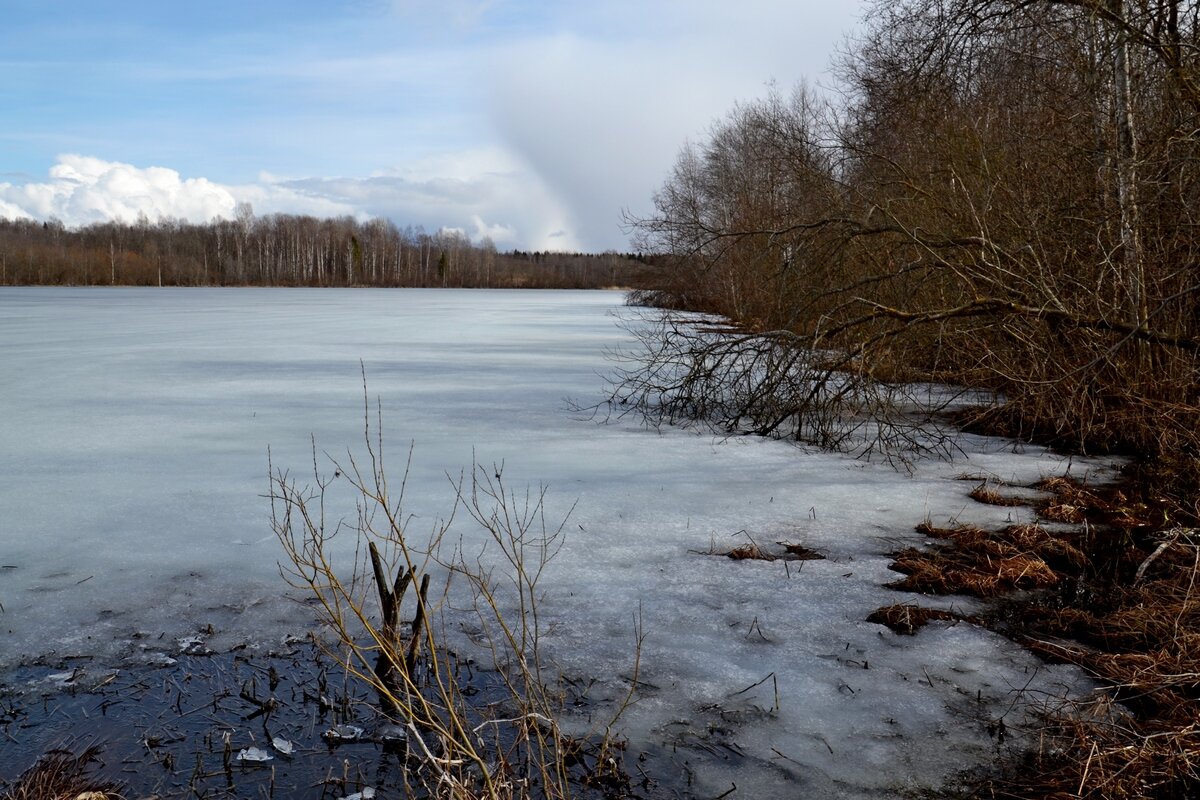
[856,296,1200,352]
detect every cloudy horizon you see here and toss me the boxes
[1,1,864,251]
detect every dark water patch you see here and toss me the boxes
[0,640,497,799]
[0,638,659,800]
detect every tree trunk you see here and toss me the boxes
[1110,0,1146,332]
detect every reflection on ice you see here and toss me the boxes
[0,287,1118,797]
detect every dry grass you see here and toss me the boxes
[1039,502,1087,524]
[897,472,1200,798]
[779,541,826,560]
[1024,553,1200,710]
[725,542,776,561]
[1032,475,1157,532]
[972,706,1200,799]
[888,523,1062,596]
[701,535,826,563]
[866,603,970,635]
[1003,588,1200,798]
[968,483,1028,507]
[2,747,121,800]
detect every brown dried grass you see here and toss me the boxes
[971,472,1200,799]
[969,484,1028,507]
[877,466,1200,797]
[979,707,1200,799]
[1040,502,1087,523]
[2,747,121,800]
[725,543,775,561]
[778,541,826,560]
[888,523,1066,596]
[705,538,825,562]
[995,555,1059,589]
[867,603,969,635]
[888,459,1200,797]
[1032,475,1080,496]
[1033,474,1157,533]
[887,550,962,593]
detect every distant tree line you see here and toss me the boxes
[626,0,1200,472]
[0,207,645,290]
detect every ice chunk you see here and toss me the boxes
[236,747,272,762]
[322,724,364,742]
[176,635,213,656]
[378,724,408,743]
[47,671,77,686]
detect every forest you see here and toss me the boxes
[0,209,643,290]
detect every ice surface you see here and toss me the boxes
[0,287,1119,797]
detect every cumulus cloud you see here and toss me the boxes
[0,155,238,225]
[470,215,516,244]
[0,153,577,250]
[0,199,33,220]
[229,181,363,221]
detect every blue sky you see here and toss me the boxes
[0,1,864,250]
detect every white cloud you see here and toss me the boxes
[0,153,578,250]
[230,182,363,221]
[263,147,582,250]
[0,199,33,220]
[1,155,238,225]
[469,215,515,245]
[0,155,380,231]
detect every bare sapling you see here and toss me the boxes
[270,389,640,799]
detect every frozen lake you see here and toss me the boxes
[0,287,1111,797]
